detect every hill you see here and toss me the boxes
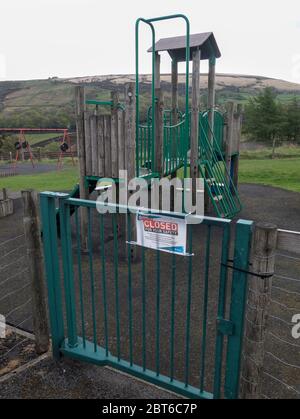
[0,74,299,128]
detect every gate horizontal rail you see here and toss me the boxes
[40,192,252,399]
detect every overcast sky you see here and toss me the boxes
[0,0,299,83]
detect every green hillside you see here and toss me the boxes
[0,74,299,128]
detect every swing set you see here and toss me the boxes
[0,128,75,170]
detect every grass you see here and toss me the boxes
[1,156,300,194]
[0,166,79,192]
[240,145,300,160]
[239,158,300,193]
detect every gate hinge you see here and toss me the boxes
[217,318,235,336]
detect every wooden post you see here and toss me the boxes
[155,53,163,177]
[22,190,50,355]
[118,108,125,173]
[104,115,112,178]
[190,48,201,203]
[171,59,178,125]
[111,91,119,179]
[2,188,7,201]
[232,104,243,189]
[125,83,138,260]
[84,111,92,176]
[208,56,216,141]
[90,113,98,176]
[0,188,13,218]
[97,115,105,177]
[75,86,88,250]
[37,147,42,162]
[241,223,278,399]
[225,101,235,181]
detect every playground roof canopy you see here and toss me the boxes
[148,32,221,62]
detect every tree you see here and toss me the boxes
[285,97,300,143]
[244,87,286,157]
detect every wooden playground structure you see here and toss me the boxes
[75,15,243,222]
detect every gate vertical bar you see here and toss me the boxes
[213,223,231,398]
[225,220,253,399]
[59,194,78,348]
[40,192,64,358]
[75,208,86,348]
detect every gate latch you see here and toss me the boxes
[217,318,235,336]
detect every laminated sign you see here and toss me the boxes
[136,213,187,255]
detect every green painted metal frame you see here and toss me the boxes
[198,111,243,219]
[135,15,190,177]
[40,192,252,399]
[225,220,253,399]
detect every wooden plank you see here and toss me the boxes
[232,103,243,155]
[90,114,98,176]
[117,109,125,171]
[155,88,163,176]
[208,56,216,146]
[97,115,105,177]
[2,188,7,200]
[75,86,87,182]
[154,52,163,177]
[171,59,178,125]
[225,101,234,180]
[277,229,300,255]
[104,115,112,178]
[155,52,161,89]
[190,49,201,190]
[124,83,138,261]
[75,86,88,249]
[0,199,13,218]
[111,91,119,178]
[84,110,92,176]
[124,83,136,180]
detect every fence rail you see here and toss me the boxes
[277,229,300,255]
[0,151,77,162]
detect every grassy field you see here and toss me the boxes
[240,146,300,160]
[239,158,300,192]
[0,166,79,192]
[1,157,300,193]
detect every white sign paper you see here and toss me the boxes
[136,213,187,255]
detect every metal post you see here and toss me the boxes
[58,194,78,348]
[40,192,65,359]
[225,219,253,399]
[22,190,49,354]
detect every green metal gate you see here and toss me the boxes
[40,192,252,399]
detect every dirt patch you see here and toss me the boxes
[0,330,36,378]
[0,356,177,399]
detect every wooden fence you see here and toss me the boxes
[0,150,77,162]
